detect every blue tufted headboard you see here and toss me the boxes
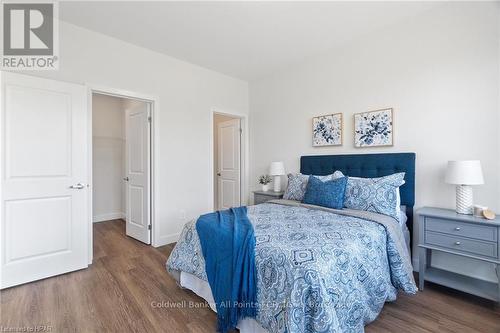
[300,153,416,248]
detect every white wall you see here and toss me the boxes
[92,93,125,222]
[250,2,500,282]
[27,20,249,245]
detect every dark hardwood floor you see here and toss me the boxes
[1,219,498,332]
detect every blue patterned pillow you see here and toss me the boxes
[284,171,343,201]
[342,172,405,221]
[302,176,347,209]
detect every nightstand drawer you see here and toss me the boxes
[425,217,497,242]
[254,194,270,205]
[253,191,284,205]
[425,231,498,258]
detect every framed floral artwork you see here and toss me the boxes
[354,108,393,147]
[312,113,343,147]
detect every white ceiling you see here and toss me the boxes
[60,1,438,81]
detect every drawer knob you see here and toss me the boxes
[455,227,461,231]
[454,241,461,246]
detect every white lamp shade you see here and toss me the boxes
[269,161,285,176]
[445,160,484,185]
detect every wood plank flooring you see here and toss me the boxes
[1,219,498,332]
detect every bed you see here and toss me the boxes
[167,153,417,333]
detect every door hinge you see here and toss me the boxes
[239,128,242,134]
[148,116,152,123]
[148,224,151,230]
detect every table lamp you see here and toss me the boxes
[445,160,484,215]
[269,162,285,192]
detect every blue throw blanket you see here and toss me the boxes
[195,207,257,333]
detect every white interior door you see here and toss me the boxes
[217,118,241,210]
[124,101,150,244]
[1,72,89,289]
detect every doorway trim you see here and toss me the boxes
[210,108,248,211]
[87,84,161,264]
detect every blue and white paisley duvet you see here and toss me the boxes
[167,200,417,333]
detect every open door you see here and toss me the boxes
[217,118,241,210]
[124,101,151,244]
[1,72,89,288]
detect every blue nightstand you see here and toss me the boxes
[417,207,500,303]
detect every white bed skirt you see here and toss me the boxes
[180,271,268,333]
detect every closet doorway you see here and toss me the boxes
[91,92,152,245]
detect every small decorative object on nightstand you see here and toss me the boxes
[473,204,488,218]
[417,207,500,304]
[253,190,284,205]
[269,162,285,192]
[258,175,272,192]
[445,160,484,215]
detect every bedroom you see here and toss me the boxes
[0,1,499,332]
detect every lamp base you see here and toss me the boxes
[456,185,473,215]
[273,176,281,192]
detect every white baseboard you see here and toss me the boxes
[93,212,125,223]
[155,232,181,247]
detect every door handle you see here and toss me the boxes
[123,177,129,181]
[217,172,221,176]
[69,183,86,190]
